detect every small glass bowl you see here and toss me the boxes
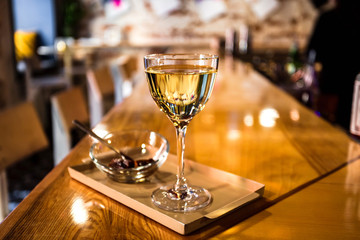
[89,130,169,183]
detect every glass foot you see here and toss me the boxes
[151,185,211,212]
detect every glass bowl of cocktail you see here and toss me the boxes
[144,53,218,212]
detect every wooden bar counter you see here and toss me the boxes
[1,55,360,239]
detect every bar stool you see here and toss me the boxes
[51,87,89,165]
[0,102,48,221]
[86,64,115,127]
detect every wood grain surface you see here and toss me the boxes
[1,55,359,239]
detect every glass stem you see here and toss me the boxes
[174,125,188,195]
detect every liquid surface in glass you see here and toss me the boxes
[146,64,217,127]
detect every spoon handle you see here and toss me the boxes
[72,120,122,156]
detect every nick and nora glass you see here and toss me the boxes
[144,53,218,212]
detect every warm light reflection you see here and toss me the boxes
[56,40,67,53]
[141,143,146,154]
[93,125,110,138]
[243,114,254,127]
[227,129,241,140]
[71,198,88,224]
[290,109,300,122]
[259,108,279,128]
[149,132,156,146]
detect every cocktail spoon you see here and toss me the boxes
[72,120,134,162]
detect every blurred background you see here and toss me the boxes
[0,0,333,215]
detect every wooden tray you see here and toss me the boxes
[68,154,264,235]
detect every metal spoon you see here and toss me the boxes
[72,120,134,162]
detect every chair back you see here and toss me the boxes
[86,65,114,126]
[121,55,138,79]
[0,102,48,171]
[51,87,89,164]
[51,87,89,134]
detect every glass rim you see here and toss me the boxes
[144,53,219,61]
